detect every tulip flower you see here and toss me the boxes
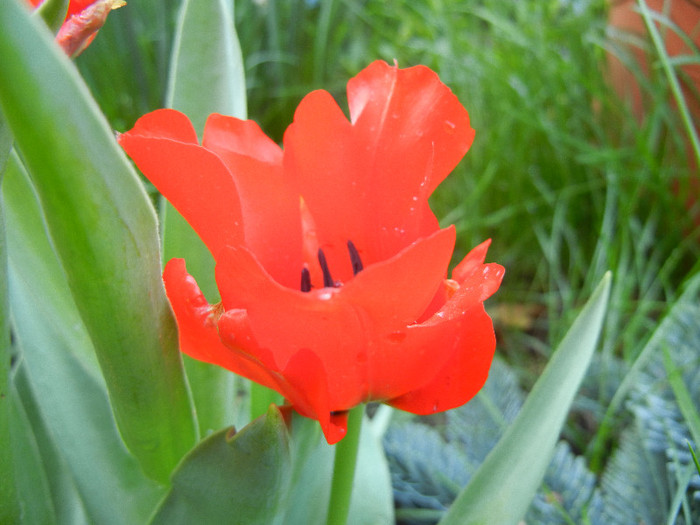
[28,0,125,56]
[119,60,504,444]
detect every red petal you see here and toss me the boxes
[119,110,244,259]
[284,61,473,269]
[348,60,474,196]
[385,240,503,411]
[283,89,365,282]
[67,0,97,17]
[162,258,232,364]
[204,114,283,164]
[451,240,505,303]
[215,246,368,409]
[203,115,302,288]
[163,259,282,392]
[341,227,455,334]
[280,349,349,444]
[217,313,349,444]
[215,228,458,410]
[121,108,199,144]
[387,303,497,414]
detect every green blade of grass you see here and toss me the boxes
[439,272,611,525]
[689,443,700,476]
[637,0,700,166]
[0,0,197,482]
[663,346,700,449]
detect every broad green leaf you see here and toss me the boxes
[151,405,291,525]
[439,272,611,525]
[162,0,249,434]
[347,413,395,525]
[284,414,335,525]
[0,109,17,523]
[10,380,57,525]
[4,155,164,524]
[12,366,90,525]
[0,0,197,482]
[166,0,247,133]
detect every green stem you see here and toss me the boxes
[326,405,364,525]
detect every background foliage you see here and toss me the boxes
[3,0,699,523]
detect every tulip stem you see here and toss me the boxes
[326,405,364,525]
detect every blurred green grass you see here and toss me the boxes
[76,0,699,471]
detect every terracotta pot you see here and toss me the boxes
[609,0,699,222]
[608,0,700,123]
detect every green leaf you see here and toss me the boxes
[4,155,164,524]
[0,0,197,482]
[9,379,58,525]
[439,272,611,525]
[0,112,18,523]
[166,0,247,133]
[284,414,335,525]
[162,0,249,435]
[347,412,395,525]
[150,405,291,525]
[12,365,92,525]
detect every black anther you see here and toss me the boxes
[317,249,335,288]
[300,267,311,292]
[347,240,363,275]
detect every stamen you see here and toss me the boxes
[347,240,363,275]
[317,249,335,288]
[300,267,311,292]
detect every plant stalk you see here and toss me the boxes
[326,405,364,525]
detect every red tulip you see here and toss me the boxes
[119,60,504,444]
[28,0,125,56]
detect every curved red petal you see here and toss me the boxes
[203,116,302,288]
[283,89,366,281]
[163,259,283,392]
[382,240,503,411]
[387,303,497,414]
[348,60,474,196]
[215,310,293,393]
[162,258,233,364]
[119,110,244,259]
[284,61,473,269]
[280,349,349,444]
[121,108,199,144]
[217,312,349,444]
[204,114,283,164]
[450,240,505,303]
[341,227,455,334]
[215,246,368,409]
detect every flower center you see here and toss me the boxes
[300,240,364,292]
